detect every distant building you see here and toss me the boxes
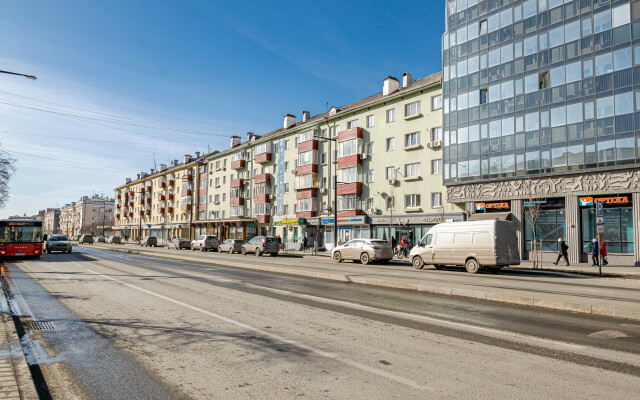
[60,196,115,237]
[43,208,61,235]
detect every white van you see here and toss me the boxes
[410,220,520,273]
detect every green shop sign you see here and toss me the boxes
[271,218,304,226]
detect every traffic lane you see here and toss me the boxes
[20,252,640,399]
[4,260,186,400]
[78,246,640,356]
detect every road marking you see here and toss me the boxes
[589,330,629,339]
[83,266,430,391]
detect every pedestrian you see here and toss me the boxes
[391,236,397,248]
[277,235,282,249]
[591,238,599,266]
[303,236,308,252]
[601,242,608,266]
[553,238,570,266]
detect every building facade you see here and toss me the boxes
[60,196,115,237]
[43,208,61,235]
[443,0,640,265]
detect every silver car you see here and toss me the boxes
[107,236,122,244]
[167,237,190,250]
[241,236,279,256]
[95,235,106,243]
[332,239,393,264]
[190,235,220,252]
[218,239,245,254]
[46,235,72,254]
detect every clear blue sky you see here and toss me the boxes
[0,0,446,217]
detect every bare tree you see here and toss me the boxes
[523,178,542,269]
[0,143,16,209]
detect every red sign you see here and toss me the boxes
[579,196,629,206]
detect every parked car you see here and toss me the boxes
[332,239,393,264]
[190,235,220,252]
[79,234,94,244]
[140,236,158,247]
[95,235,106,243]
[241,236,279,256]
[409,220,520,273]
[167,237,190,250]
[218,239,245,254]
[45,235,72,254]
[107,236,122,244]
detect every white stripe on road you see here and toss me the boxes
[82,266,429,391]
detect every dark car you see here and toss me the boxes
[140,236,158,247]
[95,235,106,243]
[46,235,72,254]
[79,234,94,244]
[167,237,190,250]
[107,236,122,244]
[218,239,245,254]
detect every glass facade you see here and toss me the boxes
[443,0,640,184]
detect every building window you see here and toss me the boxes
[386,196,394,210]
[366,142,374,155]
[284,183,290,193]
[337,194,358,211]
[320,152,327,164]
[405,194,421,209]
[294,138,298,148]
[338,166,358,183]
[338,138,362,158]
[386,137,395,151]
[480,88,488,104]
[431,95,443,110]
[255,203,271,216]
[404,101,421,117]
[366,115,375,128]
[386,108,395,123]
[283,205,288,215]
[405,163,420,178]
[405,132,421,148]
[284,162,289,171]
[431,127,442,142]
[479,19,488,35]
[539,71,549,89]
[285,140,290,150]
[386,167,395,180]
[431,193,442,208]
[366,198,374,210]
[366,169,374,183]
[347,119,359,129]
[431,159,443,174]
[332,125,340,137]
[297,150,317,166]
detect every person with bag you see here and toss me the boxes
[601,242,608,266]
[553,238,570,266]
[591,239,599,266]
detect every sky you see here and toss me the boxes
[0,0,446,218]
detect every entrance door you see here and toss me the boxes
[339,229,352,244]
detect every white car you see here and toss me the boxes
[190,235,220,251]
[332,239,393,265]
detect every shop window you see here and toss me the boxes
[524,208,566,252]
[581,207,633,254]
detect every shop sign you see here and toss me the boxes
[321,216,366,225]
[372,215,451,224]
[338,226,353,230]
[579,196,630,207]
[475,201,509,211]
[271,218,305,226]
[522,200,547,207]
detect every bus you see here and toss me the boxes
[0,219,44,258]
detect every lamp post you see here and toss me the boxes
[0,70,37,80]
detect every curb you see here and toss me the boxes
[80,245,640,322]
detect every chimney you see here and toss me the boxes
[173,159,178,166]
[383,76,399,96]
[230,136,241,148]
[183,154,192,164]
[159,164,167,171]
[247,132,254,141]
[150,168,155,174]
[136,173,141,180]
[195,151,200,158]
[302,111,310,122]
[402,72,412,87]
[126,178,132,183]
[284,114,296,129]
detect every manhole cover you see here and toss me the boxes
[25,321,56,331]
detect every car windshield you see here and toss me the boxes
[265,237,277,243]
[50,236,68,241]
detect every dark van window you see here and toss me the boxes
[265,237,277,243]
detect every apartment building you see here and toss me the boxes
[43,208,61,235]
[113,153,209,242]
[191,72,465,250]
[60,196,115,237]
[442,0,640,265]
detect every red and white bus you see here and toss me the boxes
[0,219,44,258]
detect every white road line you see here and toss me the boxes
[83,266,429,391]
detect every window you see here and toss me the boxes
[338,139,361,157]
[366,115,375,128]
[284,183,290,193]
[347,119,359,129]
[593,10,611,33]
[366,198,374,211]
[297,198,317,212]
[386,108,395,122]
[320,152,327,164]
[404,163,420,178]
[479,19,488,35]
[295,174,316,189]
[479,88,488,104]
[331,125,340,137]
[386,196,394,210]
[431,127,442,142]
[366,169,374,183]
[405,101,421,117]
[431,193,442,208]
[612,4,630,28]
[595,53,613,76]
[297,150,316,166]
[338,166,358,183]
[386,167,395,180]
[254,203,270,216]
[431,95,442,110]
[539,71,549,89]
[285,140,290,150]
[431,159,443,174]
[405,194,421,209]
[366,142,374,155]
[298,130,314,143]
[386,137,395,151]
[255,142,272,155]
[337,194,358,211]
[284,161,289,171]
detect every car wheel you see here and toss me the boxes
[68,249,72,253]
[229,248,233,254]
[241,247,247,255]
[412,256,424,270]
[465,258,481,274]
[46,249,51,254]
[218,247,222,253]
[191,245,195,251]
[255,248,262,256]
[333,251,342,263]
[269,253,277,257]
[360,252,370,265]
[200,245,205,252]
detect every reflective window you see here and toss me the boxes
[523,0,537,18]
[549,26,564,48]
[593,10,612,34]
[539,32,548,50]
[565,21,580,43]
[489,84,501,102]
[468,56,479,73]
[514,41,523,58]
[582,17,592,36]
[500,9,512,28]
[488,13,500,33]
[551,106,566,127]
[550,66,565,87]
[567,103,583,124]
[468,22,479,40]
[615,93,634,115]
[526,112,539,131]
[502,117,514,136]
[612,4,630,28]
[565,61,581,83]
[524,36,538,55]
[501,44,513,63]
[489,121,501,138]
[457,26,468,44]
[583,59,594,77]
[613,48,632,71]
[595,53,613,76]
[501,81,514,99]
[596,96,614,118]
[469,125,480,141]
[525,74,538,93]
[458,59,468,76]
[598,139,615,163]
[584,102,595,120]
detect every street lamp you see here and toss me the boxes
[0,70,37,80]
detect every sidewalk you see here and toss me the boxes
[0,267,38,400]
[81,243,640,321]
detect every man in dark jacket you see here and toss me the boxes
[591,239,599,266]
[553,238,570,266]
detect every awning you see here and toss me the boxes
[468,212,513,221]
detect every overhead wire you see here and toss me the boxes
[0,130,197,147]
[5,149,140,171]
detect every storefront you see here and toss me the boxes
[271,218,306,250]
[579,195,634,261]
[370,213,465,246]
[523,198,565,254]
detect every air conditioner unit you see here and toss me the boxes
[426,142,433,149]
[388,179,396,185]
[361,152,367,160]
[320,188,327,194]
[433,140,442,148]
[368,208,377,214]
[291,169,297,174]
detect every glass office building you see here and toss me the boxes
[442,0,640,265]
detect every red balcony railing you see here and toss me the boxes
[160,195,166,201]
[168,194,174,201]
[161,181,166,188]
[167,207,174,213]
[160,207,165,214]
[168,179,175,186]
[146,198,151,204]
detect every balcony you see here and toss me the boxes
[231,159,245,170]
[129,201,135,207]
[117,204,121,209]
[255,152,272,164]
[254,173,271,184]
[127,212,133,217]
[168,179,175,187]
[160,195,166,201]
[181,204,192,212]
[337,182,363,195]
[145,210,151,216]
[230,197,245,206]
[185,189,192,196]
[161,181,166,189]
[116,214,120,219]
[139,199,144,205]
[159,207,165,214]
[296,164,318,175]
[168,193,174,201]
[167,207,174,213]
[256,215,270,224]
[253,194,270,203]
[297,139,318,153]
[198,203,207,211]
[140,187,146,193]
[230,178,244,188]
[116,194,121,200]
[182,174,193,182]
[146,198,151,204]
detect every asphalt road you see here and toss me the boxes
[4,247,640,399]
